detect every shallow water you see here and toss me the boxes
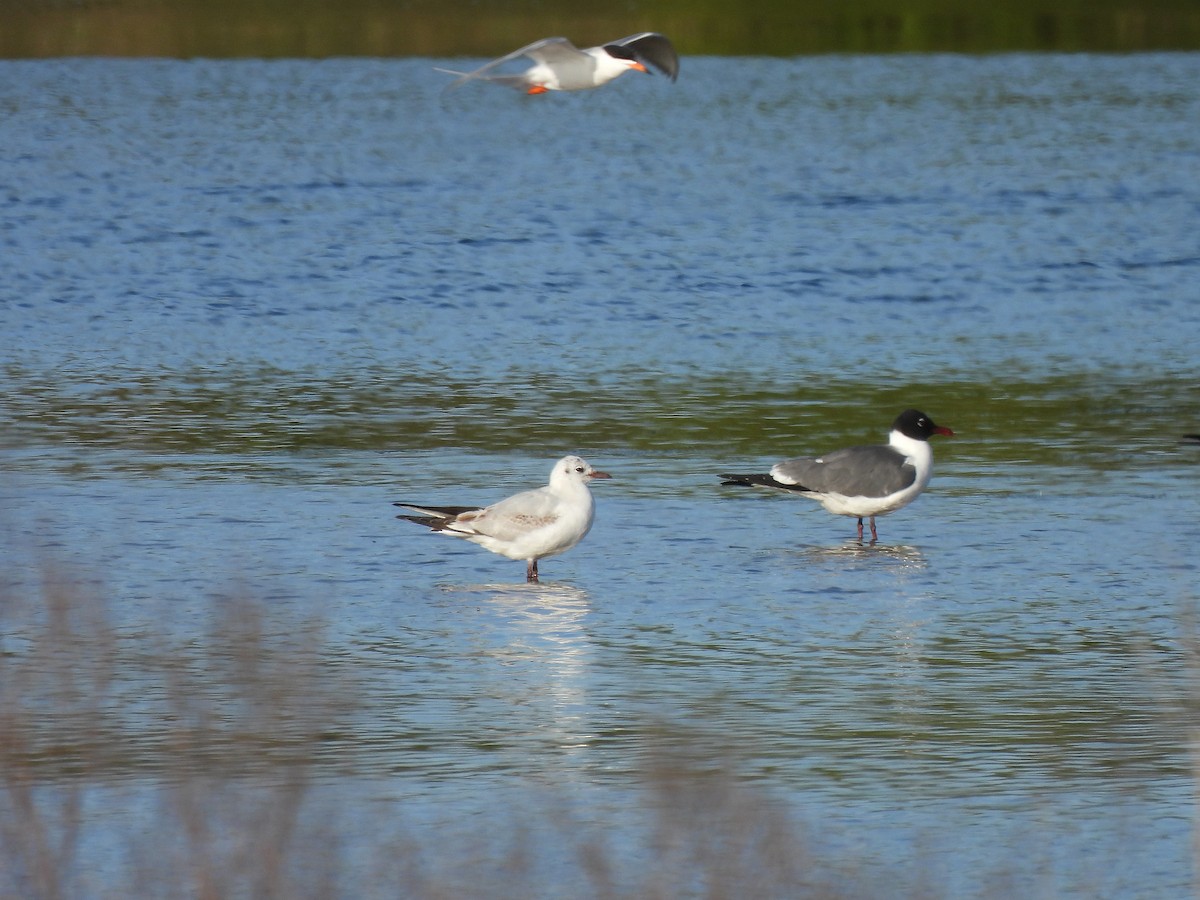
[2,54,1200,896]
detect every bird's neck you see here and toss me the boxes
[549,474,591,498]
[889,429,933,469]
[587,49,632,84]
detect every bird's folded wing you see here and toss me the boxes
[772,446,914,497]
[448,488,562,540]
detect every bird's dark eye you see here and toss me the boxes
[575,466,585,473]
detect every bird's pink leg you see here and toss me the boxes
[856,517,864,541]
[868,517,878,543]
[526,559,539,582]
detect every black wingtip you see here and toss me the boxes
[396,513,452,531]
[721,473,814,494]
[606,32,680,82]
[720,473,773,487]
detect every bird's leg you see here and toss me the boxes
[856,517,864,542]
[868,517,878,543]
[526,559,539,582]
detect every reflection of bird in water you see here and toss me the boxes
[721,409,954,543]
[442,582,591,635]
[792,542,927,569]
[449,581,590,609]
[395,456,610,582]
[442,582,592,734]
[436,33,680,94]
[489,583,589,631]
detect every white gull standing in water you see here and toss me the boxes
[395,455,611,582]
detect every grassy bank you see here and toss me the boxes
[2,0,1200,58]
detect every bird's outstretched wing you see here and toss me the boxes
[602,32,680,81]
[439,37,583,91]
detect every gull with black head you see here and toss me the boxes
[721,409,954,542]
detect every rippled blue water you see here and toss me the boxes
[3,54,1200,896]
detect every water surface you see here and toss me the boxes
[2,54,1199,897]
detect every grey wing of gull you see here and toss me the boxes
[772,445,915,498]
[605,32,680,81]
[523,37,589,66]
[441,37,579,90]
[456,487,564,542]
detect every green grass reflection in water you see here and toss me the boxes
[4,364,1192,472]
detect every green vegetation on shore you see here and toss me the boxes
[3,0,1200,58]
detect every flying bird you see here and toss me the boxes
[721,409,954,542]
[395,455,611,582]
[437,33,679,94]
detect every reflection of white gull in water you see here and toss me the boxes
[445,582,591,651]
[395,456,610,583]
[446,581,590,612]
[444,582,593,752]
[436,33,680,94]
[721,409,954,543]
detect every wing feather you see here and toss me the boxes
[772,445,915,498]
[441,37,579,90]
[604,32,680,81]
